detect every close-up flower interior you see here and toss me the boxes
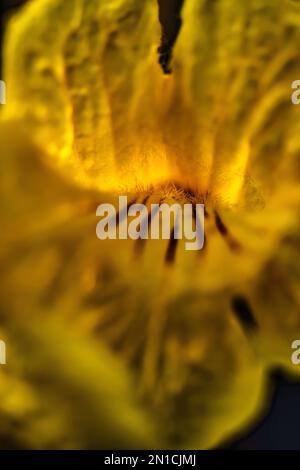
[1,0,300,451]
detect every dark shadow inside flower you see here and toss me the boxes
[1,0,300,450]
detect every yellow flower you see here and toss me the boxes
[1,0,300,449]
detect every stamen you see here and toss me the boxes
[134,197,161,258]
[231,296,258,333]
[165,227,178,264]
[214,211,228,237]
[134,212,151,257]
[214,211,240,252]
[116,198,137,226]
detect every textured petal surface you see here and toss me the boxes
[1,0,300,450]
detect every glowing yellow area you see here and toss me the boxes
[1,0,300,451]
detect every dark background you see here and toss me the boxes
[1,0,300,450]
